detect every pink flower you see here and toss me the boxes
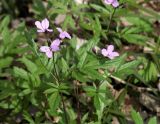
[40,39,61,58]
[56,27,71,39]
[104,0,119,8]
[101,45,119,59]
[35,18,53,33]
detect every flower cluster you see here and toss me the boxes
[101,45,119,59]
[35,19,119,60]
[35,18,71,58]
[104,0,119,8]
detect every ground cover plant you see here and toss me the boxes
[0,0,160,123]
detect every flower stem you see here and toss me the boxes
[37,37,68,124]
[106,8,116,33]
[38,56,59,85]
[60,93,68,124]
[52,62,68,124]
[74,81,81,124]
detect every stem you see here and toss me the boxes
[36,36,68,124]
[38,55,59,85]
[53,61,60,82]
[106,8,116,34]
[52,61,68,124]
[108,73,158,92]
[74,81,81,124]
[61,93,68,124]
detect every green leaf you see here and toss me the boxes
[24,31,38,55]
[83,86,96,96]
[13,67,28,80]
[29,73,41,87]
[0,89,16,100]
[81,68,104,80]
[32,0,46,16]
[101,54,127,69]
[23,111,35,124]
[44,88,58,94]
[63,15,75,29]
[148,117,157,124]
[19,89,31,96]
[61,58,69,73]
[0,15,10,31]
[118,60,140,71]
[140,62,158,83]
[67,108,77,121]
[19,57,38,73]
[0,57,13,68]
[49,92,61,113]
[131,108,143,124]
[121,27,142,34]
[90,4,110,15]
[2,27,10,46]
[72,70,88,83]
[81,113,89,124]
[123,34,148,45]
[125,17,152,32]
[117,89,127,106]
[77,52,87,68]
[94,94,101,110]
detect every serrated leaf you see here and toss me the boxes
[0,15,10,31]
[44,88,58,94]
[94,94,101,110]
[72,70,88,83]
[2,27,10,46]
[118,60,140,71]
[81,68,104,80]
[19,57,37,73]
[125,17,152,32]
[49,92,61,112]
[131,108,143,124]
[13,67,28,80]
[81,113,88,124]
[148,116,157,124]
[123,34,148,45]
[23,111,35,124]
[61,58,69,73]
[77,52,87,68]
[0,57,13,68]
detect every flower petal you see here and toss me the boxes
[40,46,50,52]
[37,29,45,33]
[51,45,60,52]
[101,48,108,57]
[112,0,119,7]
[46,29,53,32]
[108,52,119,59]
[56,27,63,33]
[51,39,61,52]
[46,51,53,58]
[64,31,71,39]
[110,52,119,57]
[107,45,114,54]
[41,18,49,29]
[35,21,44,30]
[59,32,66,39]
[51,39,61,46]
[104,0,112,4]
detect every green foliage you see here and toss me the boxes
[131,108,157,124]
[0,0,159,123]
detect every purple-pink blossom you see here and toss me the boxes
[40,39,61,58]
[101,45,119,59]
[104,0,119,8]
[56,27,71,39]
[35,18,53,33]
